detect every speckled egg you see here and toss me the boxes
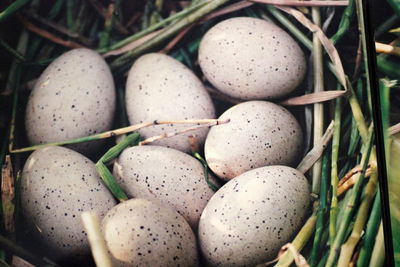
[199,165,310,266]
[21,146,117,260]
[199,17,306,100]
[113,145,217,229]
[102,198,199,266]
[125,53,215,152]
[205,101,303,180]
[25,48,116,154]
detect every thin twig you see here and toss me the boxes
[11,119,228,153]
[99,0,208,54]
[161,24,195,53]
[110,0,232,69]
[139,120,229,146]
[18,15,85,49]
[24,11,92,46]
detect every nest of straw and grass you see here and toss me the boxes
[0,0,399,266]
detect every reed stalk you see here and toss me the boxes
[311,5,325,197]
[110,0,232,69]
[325,129,374,267]
[330,93,342,245]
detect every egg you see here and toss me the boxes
[113,145,217,229]
[125,53,215,152]
[25,48,116,155]
[21,146,117,260]
[199,165,310,266]
[102,198,199,266]
[198,17,306,100]
[205,101,303,180]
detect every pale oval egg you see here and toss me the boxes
[125,53,215,152]
[199,165,310,266]
[21,146,117,260]
[199,17,306,100]
[25,48,116,155]
[113,145,217,229]
[102,198,199,267]
[205,101,303,180]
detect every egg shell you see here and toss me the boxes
[21,146,117,260]
[125,53,215,152]
[198,17,306,100]
[199,165,310,266]
[205,101,303,180]
[102,198,199,267]
[113,145,217,229]
[25,48,116,155]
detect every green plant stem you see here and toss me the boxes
[311,6,324,196]
[309,154,329,266]
[357,189,382,267]
[274,211,318,267]
[316,253,329,267]
[98,0,207,53]
[325,129,374,267]
[98,0,121,49]
[7,31,29,154]
[193,152,220,192]
[330,95,342,245]
[369,221,385,267]
[0,39,26,62]
[387,0,400,18]
[355,0,372,104]
[47,0,64,20]
[0,0,31,22]
[331,0,355,43]
[95,133,140,202]
[380,79,391,170]
[337,168,379,266]
[66,0,75,29]
[377,56,399,77]
[346,80,369,144]
[110,0,232,69]
[375,14,399,38]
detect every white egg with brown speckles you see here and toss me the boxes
[102,198,199,267]
[113,145,218,229]
[199,165,310,266]
[205,101,303,180]
[199,17,306,100]
[25,48,116,155]
[125,53,215,152]
[21,146,117,260]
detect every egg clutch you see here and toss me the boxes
[21,17,310,266]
